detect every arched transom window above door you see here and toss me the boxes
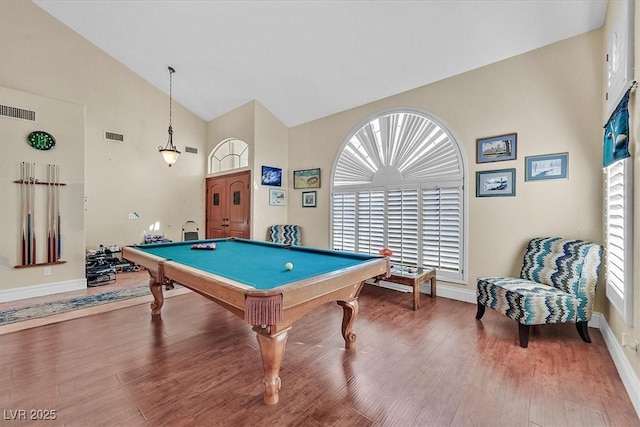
[208,138,249,174]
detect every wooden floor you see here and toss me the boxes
[1,273,637,427]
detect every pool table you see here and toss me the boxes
[122,238,388,405]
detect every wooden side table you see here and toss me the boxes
[380,267,436,310]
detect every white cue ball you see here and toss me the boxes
[285,262,293,271]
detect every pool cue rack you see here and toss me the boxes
[13,162,67,269]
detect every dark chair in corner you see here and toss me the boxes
[476,237,603,348]
[267,225,301,246]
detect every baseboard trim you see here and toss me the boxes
[368,279,477,303]
[592,312,640,420]
[430,283,476,303]
[0,278,87,303]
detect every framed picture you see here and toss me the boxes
[293,168,321,189]
[476,133,517,163]
[302,191,317,207]
[476,168,516,197]
[525,153,568,181]
[269,189,287,206]
[261,166,282,186]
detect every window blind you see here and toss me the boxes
[332,184,463,280]
[604,159,633,325]
[423,186,462,274]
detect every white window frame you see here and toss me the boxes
[208,138,249,174]
[330,108,467,284]
[604,157,634,326]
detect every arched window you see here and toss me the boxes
[208,138,249,174]
[331,109,466,282]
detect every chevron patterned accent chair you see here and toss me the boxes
[267,225,302,246]
[475,237,603,348]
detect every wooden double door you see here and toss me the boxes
[206,170,251,239]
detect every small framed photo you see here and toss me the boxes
[476,168,516,197]
[293,168,321,189]
[261,166,282,186]
[525,153,568,181]
[269,188,287,206]
[476,133,517,163]
[302,191,317,207]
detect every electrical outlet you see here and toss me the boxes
[43,267,52,276]
[621,333,639,351]
[622,333,631,346]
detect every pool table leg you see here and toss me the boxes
[148,275,164,316]
[254,327,290,405]
[338,298,359,349]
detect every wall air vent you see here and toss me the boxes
[0,104,36,121]
[105,131,124,142]
[185,146,198,154]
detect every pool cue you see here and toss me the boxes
[47,164,53,262]
[20,162,27,266]
[51,164,56,261]
[55,164,61,260]
[25,162,32,264]
[51,164,57,262]
[46,164,50,262]
[30,162,36,264]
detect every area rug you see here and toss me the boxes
[0,286,157,326]
[0,285,190,335]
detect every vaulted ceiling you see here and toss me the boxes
[34,0,608,127]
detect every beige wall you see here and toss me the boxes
[206,100,289,240]
[254,101,290,240]
[0,1,207,296]
[0,87,85,292]
[289,29,603,286]
[0,0,207,248]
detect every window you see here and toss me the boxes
[331,110,466,282]
[603,0,634,328]
[208,138,248,174]
[604,158,633,325]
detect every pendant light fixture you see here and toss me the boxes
[158,66,180,166]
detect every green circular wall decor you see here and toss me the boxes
[27,131,56,150]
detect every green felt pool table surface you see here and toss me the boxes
[130,238,378,290]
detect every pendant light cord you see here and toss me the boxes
[168,66,175,128]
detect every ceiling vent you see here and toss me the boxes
[105,131,124,142]
[185,146,198,154]
[0,104,36,121]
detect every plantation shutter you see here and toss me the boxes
[387,188,419,266]
[357,190,385,254]
[332,191,356,252]
[604,159,632,324]
[422,186,462,276]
